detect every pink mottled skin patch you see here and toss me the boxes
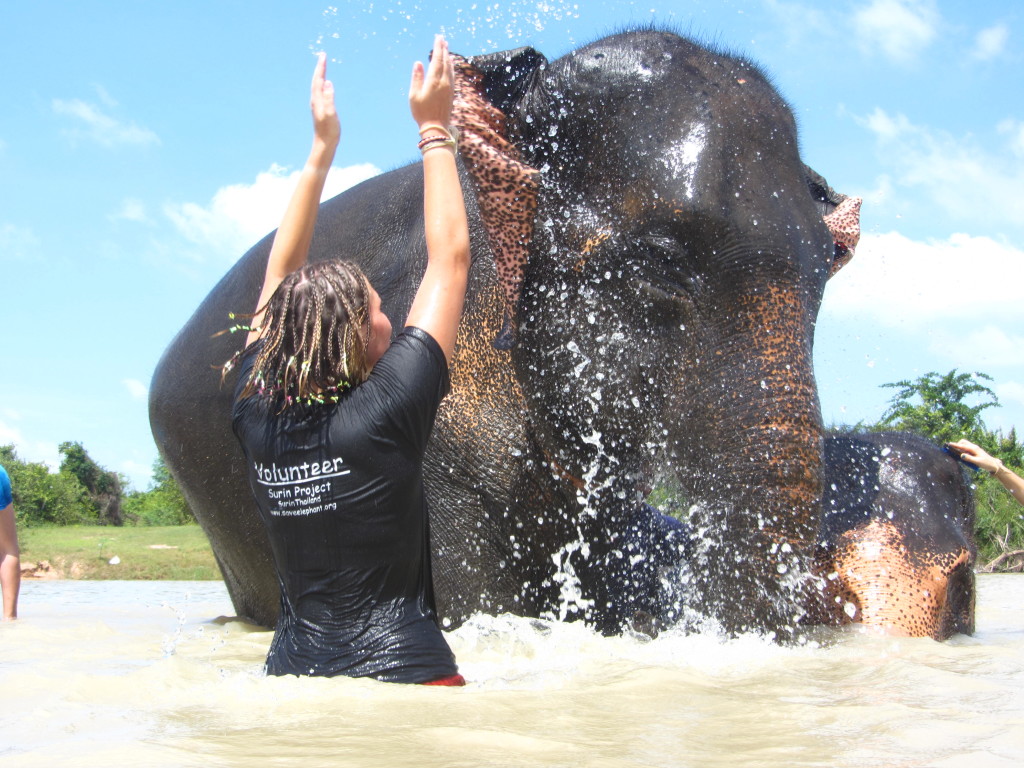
[824,196,862,277]
[451,56,540,348]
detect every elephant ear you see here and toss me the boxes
[452,49,548,349]
[805,165,862,278]
[471,47,549,123]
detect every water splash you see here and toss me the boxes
[160,600,191,657]
[158,591,230,658]
[546,539,595,621]
[308,0,584,62]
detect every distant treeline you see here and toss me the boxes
[2,369,1021,570]
[0,443,192,528]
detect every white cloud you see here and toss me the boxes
[92,83,119,108]
[928,325,1024,368]
[996,381,1024,411]
[852,0,939,63]
[0,222,40,262]
[973,23,1009,61]
[823,230,1024,328]
[763,0,830,43]
[110,198,150,224]
[123,379,148,401]
[0,419,20,446]
[0,419,60,471]
[164,162,380,261]
[119,459,154,491]
[52,97,159,148]
[997,119,1024,159]
[862,108,913,142]
[858,109,1024,233]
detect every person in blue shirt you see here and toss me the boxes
[0,464,20,619]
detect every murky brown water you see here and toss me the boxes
[2,576,1022,767]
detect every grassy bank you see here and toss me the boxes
[19,525,221,580]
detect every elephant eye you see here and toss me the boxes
[640,232,698,277]
[641,234,681,255]
[634,232,700,299]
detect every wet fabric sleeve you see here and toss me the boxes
[361,326,450,457]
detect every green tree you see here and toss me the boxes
[877,370,999,446]
[59,441,124,525]
[0,445,96,527]
[123,456,195,526]
[969,427,1024,569]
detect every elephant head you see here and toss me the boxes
[811,432,976,640]
[450,30,860,636]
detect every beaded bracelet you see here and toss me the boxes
[418,123,459,139]
[417,133,450,149]
[419,136,457,154]
[418,123,459,144]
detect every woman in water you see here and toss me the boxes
[231,36,470,684]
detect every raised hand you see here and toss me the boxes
[246,52,342,349]
[947,439,1000,472]
[409,35,455,133]
[311,52,341,151]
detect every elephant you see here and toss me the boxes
[808,432,976,640]
[150,29,861,638]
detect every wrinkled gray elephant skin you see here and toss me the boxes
[150,30,856,637]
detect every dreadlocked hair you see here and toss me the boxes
[238,260,372,406]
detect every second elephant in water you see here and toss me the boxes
[811,432,977,640]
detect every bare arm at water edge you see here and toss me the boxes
[404,35,471,364]
[948,439,1024,506]
[245,52,342,349]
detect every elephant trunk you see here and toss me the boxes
[678,283,824,639]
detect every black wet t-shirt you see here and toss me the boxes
[232,326,459,683]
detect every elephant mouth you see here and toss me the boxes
[821,519,976,640]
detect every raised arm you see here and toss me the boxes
[948,439,1024,506]
[246,53,341,349]
[404,36,471,363]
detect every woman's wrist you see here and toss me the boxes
[992,461,1007,477]
[417,122,458,156]
[417,121,451,135]
[303,158,332,177]
[421,144,457,159]
[419,135,456,154]
[307,140,337,172]
[417,123,459,143]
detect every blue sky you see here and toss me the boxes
[2,0,1022,490]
